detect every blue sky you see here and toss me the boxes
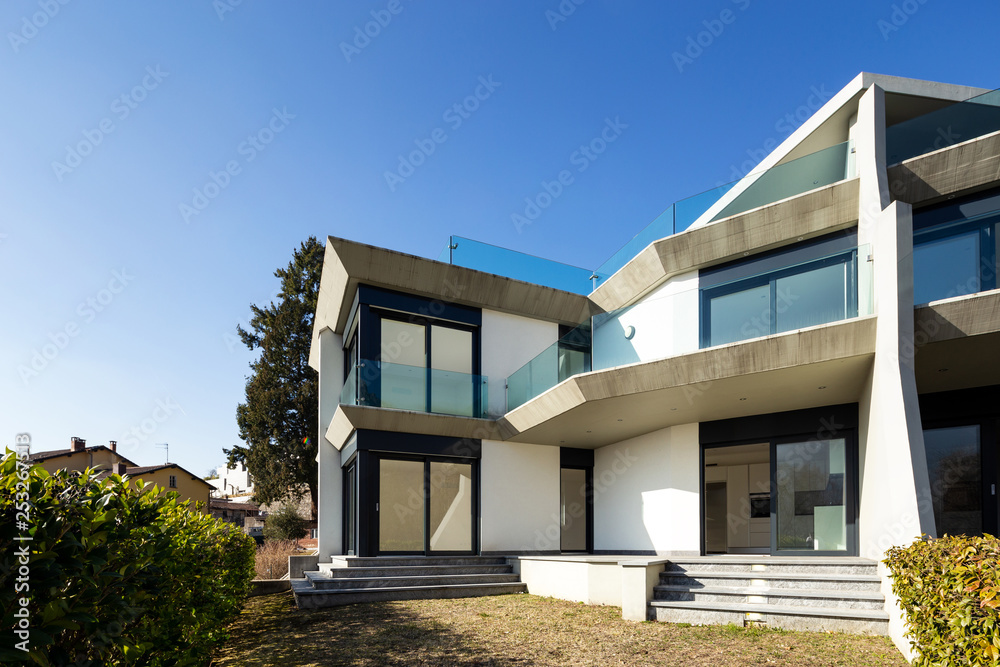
[1,0,997,476]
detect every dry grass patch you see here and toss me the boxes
[253,540,299,579]
[212,592,906,666]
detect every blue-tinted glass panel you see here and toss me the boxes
[913,231,980,304]
[775,262,849,333]
[887,89,1000,164]
[709,284,770,346]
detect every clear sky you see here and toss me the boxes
[1,0,997,477]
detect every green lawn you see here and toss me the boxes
[212,592,907,666]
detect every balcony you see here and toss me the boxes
[887,87,1000,165]
[341,359,491,419]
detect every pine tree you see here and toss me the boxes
[227,237,323,519]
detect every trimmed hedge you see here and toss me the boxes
[1,450,256,665]
[885,534,1000,666]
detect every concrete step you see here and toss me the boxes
[658,570,882,593]
[650,599,889,635]
[316,564,515,578]
[653,585,885,611]
[662,557,879,576]
[329,556,508,568]
[292,578,527,609]
[304,571,522,590]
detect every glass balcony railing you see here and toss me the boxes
[437,141,857,292]
[506,322,591,411]
[439,236,595,295]
[341,359,490,419]
[887,87,1000,165]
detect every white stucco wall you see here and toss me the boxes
[480,309,559,417]
[593,423,700,555]
[317,328,344,559]
[480,439,561,553]
[592,271,699,370]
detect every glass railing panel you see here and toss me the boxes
[675,182,735,233]
[591,281,700,371]
[340,359,489,418]
[506,322,592,411]
[887,88,1000,165]
[593,205,674,283]
[446,236,593,294]
[710,142,852,222]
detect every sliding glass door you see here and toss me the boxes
[376,455,477,555]
[774,438,852,555]
[923,425,984,537]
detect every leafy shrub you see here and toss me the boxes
[262,502,308,542]
[884,534,1000,666]
[253,539,298,580]
[0,450,256,665]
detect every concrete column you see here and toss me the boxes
[854,84,934,661]
[317,328,344,560]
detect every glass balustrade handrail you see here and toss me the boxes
[341,359,490,419]
[506,322,592,411]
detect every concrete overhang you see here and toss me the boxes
[310,236,596,369]
[914,289,1000,394]
[591,179,860,312]
[324,403,509,450]
[889,129,1000,206]
[499,316,877,448]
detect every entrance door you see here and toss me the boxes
[344,461,357,555]
[376,455,476,555]
[560,468,590,552]
[773,438,853,555]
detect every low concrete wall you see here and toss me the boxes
[514,556,666,618]
[250,579,291,596]
[289,554,319,579]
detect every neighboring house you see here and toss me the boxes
[304,73,1000,653]
[27,437,213,512]
[209,462,254,499]
[27,437,137,475]
[210,498,262,530]
[124,463,213,512]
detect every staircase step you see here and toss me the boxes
[659,571,882,592]
[292,579,526,609]
[663,557,879,576]
[650,600,889,635]
[330,556,508,568]
[653,585,885,611]
[304,571,522,590]
[317,564,514,578]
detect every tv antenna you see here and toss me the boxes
[154,442,169,464]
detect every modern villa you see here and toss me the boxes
[296,73,1000,657]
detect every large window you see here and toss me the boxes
[923,425,983,537]
[913,209,998,305]
[700,234,859,348]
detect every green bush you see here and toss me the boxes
[0,450,256,665]
[262,501,308,542]
[884,534,1000,666]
